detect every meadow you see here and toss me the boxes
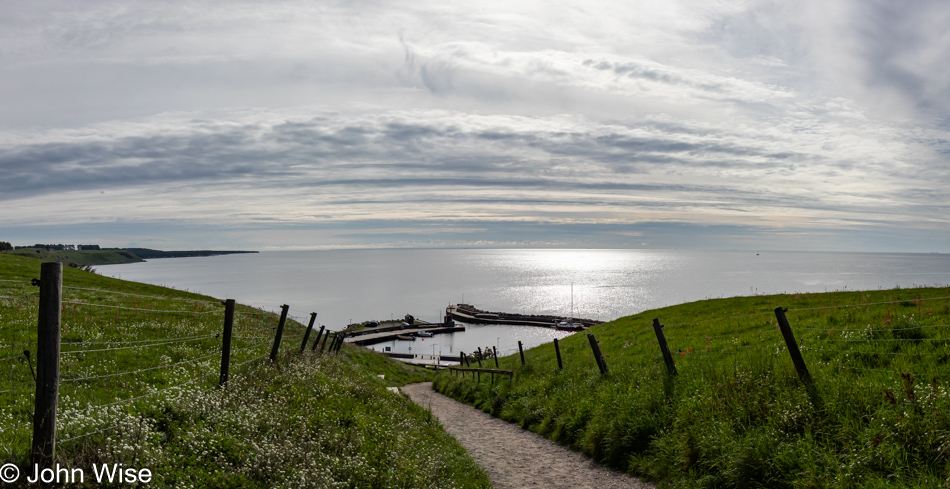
[0,254,490,488]
[435,286,950,488]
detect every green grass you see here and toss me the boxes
[435,287,950,488]
[1,248,144,267]
[0,254,490,488]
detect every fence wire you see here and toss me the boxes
[63,285,221,305]
[787,295,950,312]
[62,334,218,355]
[662,311,775,328]
[62,300,219,314]
[797,323,950,333]
[0,353,25,363]
[61,352,220,383]
[61,333,218,348]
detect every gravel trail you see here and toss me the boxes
[401,382,653,489]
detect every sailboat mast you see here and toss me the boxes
[571,283,574,320]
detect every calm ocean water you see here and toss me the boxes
[100,249,950,356]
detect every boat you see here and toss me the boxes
[395,334,416,341]
[555,283,586,332]
[555,319,585,332]
[416,331,434,337]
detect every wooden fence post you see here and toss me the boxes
[652,318,677,376]
[774,307,812,384]
[269,304,289,363]
[219,299,235,386]
[553,338,563,370]
[300,313,317,352]
[493,346,499,368]
[335,333,345,352]
[31,262,62,470]
[311,325,325,351]
[587,333,609,374]
[319,331,330,352]
[476,348,483,381]
[518,341,525,366]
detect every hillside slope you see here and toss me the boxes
[1,248,143,266]
[0,254,490,488]
[436,286,950,488]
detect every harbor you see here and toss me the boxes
[342,305,592,366]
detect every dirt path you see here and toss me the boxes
[401,383,653,489]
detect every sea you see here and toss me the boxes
[99,249,950,358]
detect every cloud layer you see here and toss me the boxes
[2,0,949,251]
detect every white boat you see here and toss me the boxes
[556,283,585,332]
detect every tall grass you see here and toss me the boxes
[435,287,950,488]
[1,254,490,488]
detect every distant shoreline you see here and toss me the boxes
[0,247,258,267]
[110,248,259,260]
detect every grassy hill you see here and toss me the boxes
[435,286,950,488]
[1,248,143,266]
[0,254,490,488]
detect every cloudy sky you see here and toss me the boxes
[2,0,949,251]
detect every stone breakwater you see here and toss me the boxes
[447,303,602,328]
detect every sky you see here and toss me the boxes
[2,0,950,252]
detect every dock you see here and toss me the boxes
[344,322,465,346]
[384,352,461,367]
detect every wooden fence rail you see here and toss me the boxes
[449,366,514,384]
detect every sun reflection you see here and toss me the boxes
[478,249,683,320]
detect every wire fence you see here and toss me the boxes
[0,274,331,460]
[458,289,950,395]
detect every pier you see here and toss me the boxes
[344,321,465,346]
[383,352,461,367]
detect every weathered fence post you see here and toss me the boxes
[774,307,812,384]
[219,299,235,386]
[493,346,499,368]
[31,262,61,470]
[311,325,325,351]
[300,313,317,352]
[476,348,483,381]
[587,333,609,374]
[335,333,345,352]
[328,334,338,353]
[652,318,677,376]
[319,330,330,352]
[553,338,563,370]
[269,305,289,363]
[518,341,525,366]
